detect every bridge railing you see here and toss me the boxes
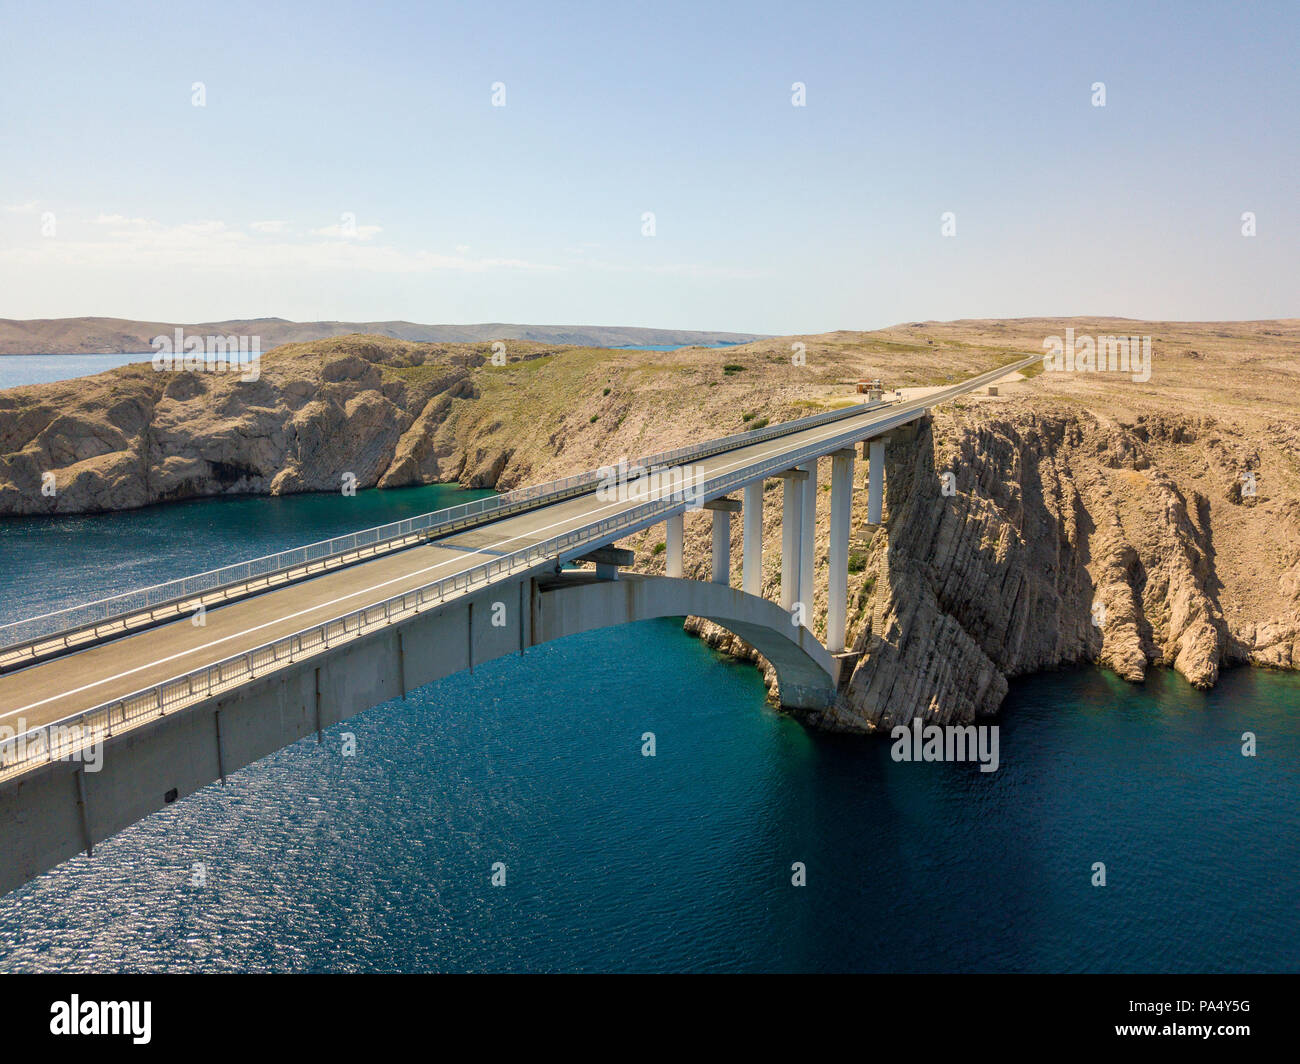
[0,398,883,660]
[0,398,920,784]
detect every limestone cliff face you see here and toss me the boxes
[676,402,1300,731]
[0,338,503,515]
[2,321,1297,727]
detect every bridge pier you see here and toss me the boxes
[777,469,807,611]
[866,438,886,526]
[798,461,816,626]
[665,512,684,577]
[742,480,763,596]
[705,497,740,586]
[827,448,855,652]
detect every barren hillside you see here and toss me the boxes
[1,318,1296,726]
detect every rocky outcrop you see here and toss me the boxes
[2,320,1297,727]
[0,337,505,515]
[674,403,1300,731]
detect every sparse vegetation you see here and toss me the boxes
[383,360,456,384]
[854,575,877,607]
[1018,356,1046,379]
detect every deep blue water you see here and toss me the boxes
[0,486,1296,972]
[0,345,746,391]
[0,483,494,627]
[0,353,154,390]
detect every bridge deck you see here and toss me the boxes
[0,359,1030,740]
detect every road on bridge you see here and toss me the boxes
[0,358,1033,741]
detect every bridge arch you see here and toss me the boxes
[532,573,836,710]
[0,573,836,896]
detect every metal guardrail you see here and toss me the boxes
[0,356,1036,780]
[0,398,916,782]
[0,399,883,658]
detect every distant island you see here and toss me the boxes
[0,317,765,356]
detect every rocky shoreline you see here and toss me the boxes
[1,320,1296,728]
[680,403,1298,731]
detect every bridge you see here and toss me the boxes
[0,357,1035,894]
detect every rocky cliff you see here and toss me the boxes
[1,319,1296,726]
[0,336,536,514]
[629,320,1300,729]
[677,396,1300,731]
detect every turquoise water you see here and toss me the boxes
[0,486,1296,972]
[0,353,155,390]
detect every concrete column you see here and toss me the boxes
[666,512,684,578]
[779,470,805,611]
[828,449,855,652]
[798,461,816,626]
[742,479,763,596]
[867,438,886,526]
[704,497,740,587]
[711,510,729,585]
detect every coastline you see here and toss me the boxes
[2,320,1296,730]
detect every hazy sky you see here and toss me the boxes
[1,0,1296,334]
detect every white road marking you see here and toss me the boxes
[3,360,1030,720]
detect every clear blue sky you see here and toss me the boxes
[1,0,1296,333]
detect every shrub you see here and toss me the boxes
[854,575,877,608]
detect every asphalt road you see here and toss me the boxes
[0,357,1034,736]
